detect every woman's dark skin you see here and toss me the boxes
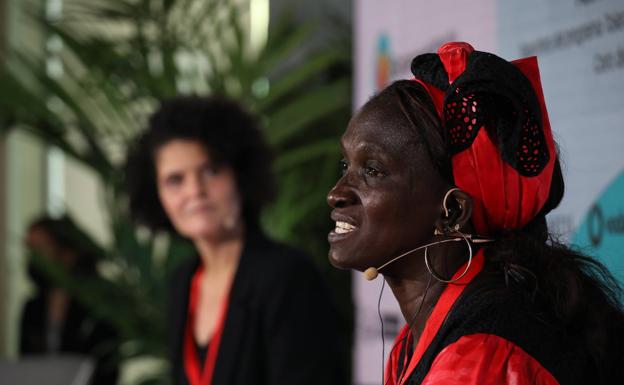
[327,97,475,340]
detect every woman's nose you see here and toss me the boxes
[187,173,207,197]
[327,178,356,208]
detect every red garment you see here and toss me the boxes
[183,265,230,385]
[421,334,559,385]
[385,250,484,385]
[385,249,560,385]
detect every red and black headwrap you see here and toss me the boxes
[411,42,557,235]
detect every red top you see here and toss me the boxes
[421,333,559,385]
[183,265,231,385]
[384,249,559,385]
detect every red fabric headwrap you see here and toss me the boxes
[413,42,556,235]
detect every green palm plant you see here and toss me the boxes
[0,0,352,383]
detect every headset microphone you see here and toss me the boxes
[363,235,493,281]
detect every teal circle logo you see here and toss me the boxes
[573,170,624,285]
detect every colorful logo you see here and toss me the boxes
[572,169,624,285]
[376,34,392,91]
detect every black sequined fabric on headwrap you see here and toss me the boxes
[409,42,557,234]
[412,51,549,177]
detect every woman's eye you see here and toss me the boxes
[364,167,382,177]
[165,174,183,187]
[339,159,348,175]
[201,165,217,178]
[364,165,386,178]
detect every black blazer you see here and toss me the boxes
[168,230,348,385]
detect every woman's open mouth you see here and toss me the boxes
[334,221,356,234]
[328,218,358,243]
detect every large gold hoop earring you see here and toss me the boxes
[424,231,473,283]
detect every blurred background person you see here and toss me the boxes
[124,95,348,385]
[0,2,352,383]
[20,215,119,385]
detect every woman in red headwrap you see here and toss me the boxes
[327,42,624,385]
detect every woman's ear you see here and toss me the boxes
[452,189,473,231]
[435,188,473,233]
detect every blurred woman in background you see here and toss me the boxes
[327,42,624,385]
[125,96,347,385]
[21,215,119,385]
